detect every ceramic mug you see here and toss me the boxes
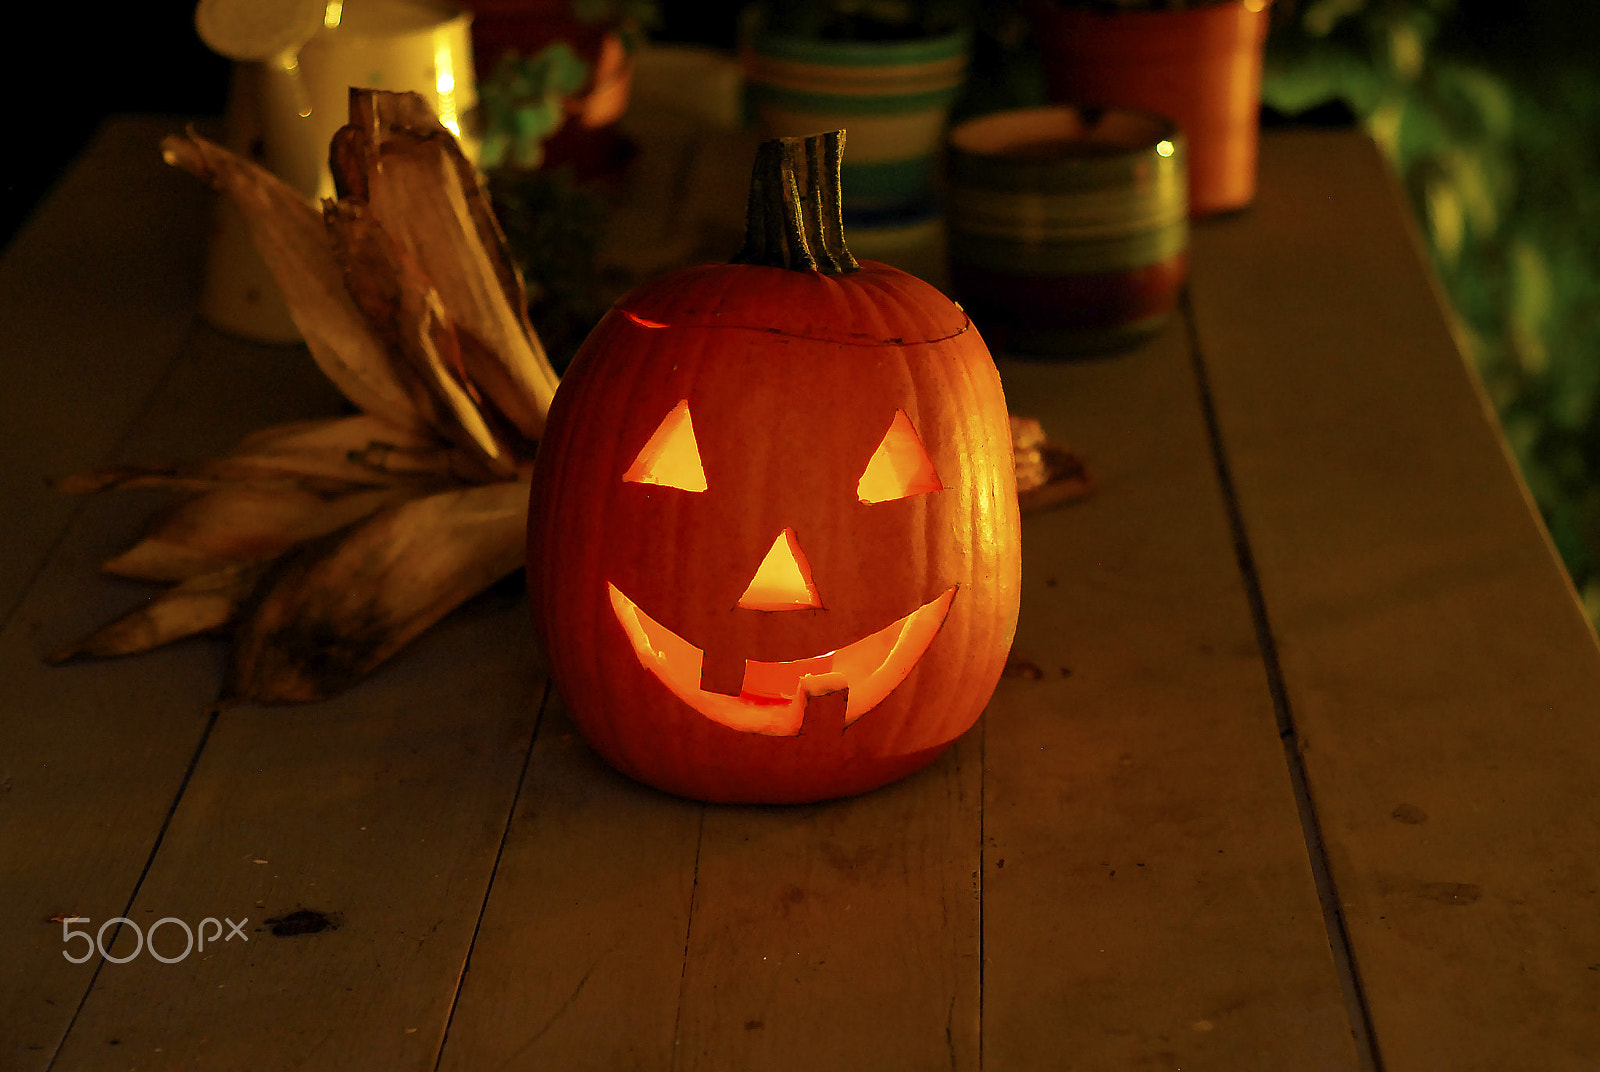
[945,104,1188,357]
[200,0,478,343]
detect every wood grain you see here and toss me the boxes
[981,321,1363,1070]
[3,115,546,1071]
[0,337,351,1067]
[0,116,210,619]
[674,730,981,1072]
[436,697,702,1072]
[0,117,356,1067]
[50,590,541,1071]
[439,699,981,1072]
[1188,128,1600,1071]
[0,332,359,1067]
[12,113,1593,1071]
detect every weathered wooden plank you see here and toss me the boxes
[0,165,358,1068]
[49,588,541,1071]
[1,367,346,1063]
[436,697,702,1072]
[1187,129,1600,1071]
[0,116,210,620]
[674,731,981,1072]
[0,504,226,1071]
[982,321,1363,1069]
[443,705,978,1072]
[3,112,560,1072]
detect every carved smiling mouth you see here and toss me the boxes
[607,583,956,736]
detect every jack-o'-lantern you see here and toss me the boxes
[527,133,1021,803]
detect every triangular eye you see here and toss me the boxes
[624,400,707,492]
[857,410,942,503]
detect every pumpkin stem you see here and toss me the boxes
[733,132,860,275]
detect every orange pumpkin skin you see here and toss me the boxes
[527,259,1021,803]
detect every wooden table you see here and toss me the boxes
[3,114,1599,1072]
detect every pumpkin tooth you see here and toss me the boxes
[46,563,267,663]
[698,647,747,697]
[222,477,529,704]
[159,132,425,435]
[795,684,849,738]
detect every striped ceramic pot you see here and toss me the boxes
[945,105,1188,356]
[740,10,970,222]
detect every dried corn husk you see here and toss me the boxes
[1011,416,1097,512]
[51,90,555,703]
[223,478,530,703]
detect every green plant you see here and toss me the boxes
[477,43,593,170]
[1264,0,1600,625]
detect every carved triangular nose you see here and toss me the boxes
[737,528,822,611]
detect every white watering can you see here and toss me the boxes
[194,0,478,342]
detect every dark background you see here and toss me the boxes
[2,0,1590,252]
[0,0,744,252]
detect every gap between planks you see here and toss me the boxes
[43,708,222,1072]
[1181,291,1384,1072]
[0,344,186,639]
[432,678,553,1072]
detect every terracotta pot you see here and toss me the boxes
[1028,0,1270,216]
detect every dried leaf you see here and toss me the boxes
[331,90,559,443]
[1011,416,1096,513]
[54,414,481,499]
[160,132,424,433]
[53,92,554,704]
[224,477,530,703]
[104,485,409,582]
[325,200,519,475]
[54,461,385,498]
[47,563,266,663]
[232,413,439,462]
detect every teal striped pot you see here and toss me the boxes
[740,9,970,221]
[945,105,1189,356]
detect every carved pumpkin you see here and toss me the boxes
[527,133,1021,803]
